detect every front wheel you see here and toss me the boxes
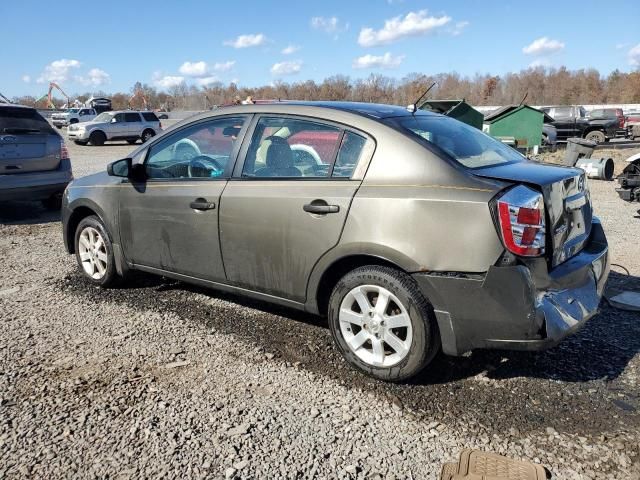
[74,215,118,287]
[328,266,440,382]
[89,131,106,146]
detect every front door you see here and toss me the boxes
[219,115,370,302]
[119,115,250,282]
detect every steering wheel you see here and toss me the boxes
[187,155,224,178]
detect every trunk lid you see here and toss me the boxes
[474,161,592,267]
[0,133,61,174]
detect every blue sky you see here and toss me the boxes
[2,0,639,97]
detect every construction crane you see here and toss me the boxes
[128,89,148,110]
[47,82,70,109]
[35,82,70,109]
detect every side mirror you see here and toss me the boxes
[107,158,131,177]
[111,117,118,123]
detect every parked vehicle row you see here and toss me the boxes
[67,110,162,146]
[61,101,610,381]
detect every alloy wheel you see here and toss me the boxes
[339,285,413,367]
[78,226,108,280]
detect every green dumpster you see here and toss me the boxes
[419,99,484,130]
[482,105,544,152]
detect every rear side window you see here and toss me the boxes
[125,112,141,122]
[142,112,159,122]
[242,117,343,178]
[333,132,366,178]
[0,107,55,134]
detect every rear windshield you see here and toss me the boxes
[0,107,56,134]
[388,115,524,169]
[142,112,159,122]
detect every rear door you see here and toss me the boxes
[219,115,372,302]
[124,112,143,137]
[0,106,60,173]
[119,115,250,281]
[549,107,577,140]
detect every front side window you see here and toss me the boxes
[113,113,126,123]
[145,116,247,179]
[390,115,525,169]
[553,107,572,118]
[242,117,344,178]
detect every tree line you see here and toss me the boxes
[13,67,640,111]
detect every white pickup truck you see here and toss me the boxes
[51,108,97,128]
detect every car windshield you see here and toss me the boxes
[389,115,525,169]
[94,112,114,122]
[68,109,79,113]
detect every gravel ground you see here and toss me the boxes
[1,139,639,479]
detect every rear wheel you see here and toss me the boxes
[89,131,106,146]
[585,130,605,143]
[127,139,138,145]
[328,266,440,382]
[141,129,155,143]
[74,215,118,287]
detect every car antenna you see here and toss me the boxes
[518,92,528,106]
[407,82,437,114]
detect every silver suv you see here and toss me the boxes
[67,110,161,146]
[1,103,72,209]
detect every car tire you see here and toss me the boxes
[69,119,78,125]
[141,129,155,143]
[89,131,106,146]
[585,130,606,143]
[127,139,138,145]
[328,265,440,382]
[74,140,88,146]
[74,215,118,287]
[42,193,62,210]
[55,125,62,129]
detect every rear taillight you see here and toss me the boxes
[60,140,69,161]
[619,117,625,128]
[496,185,546,257]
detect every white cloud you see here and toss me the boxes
[22,75,31,83]
[353,52,405,69]
[311,16,348,36]
[80,68,110,86]
[281,44,300,55]
[358,10,451,47]
[179,61,208,77]
[629,43,640,66]
[153,73,185,89]
[224,33,267,48]
[196,76,219,86]
[213,60,236,72]
[36,58,81,84]
[271,60,302,76]
[522,37,565,55]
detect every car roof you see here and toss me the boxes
[228,101,437,120]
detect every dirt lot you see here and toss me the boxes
[1,139,639,479]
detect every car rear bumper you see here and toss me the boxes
[0,160,73,201]
[52,118,68,126]
[413,218,610,356]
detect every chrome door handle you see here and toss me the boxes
[190,199,216,210]
[303,202,339,214]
